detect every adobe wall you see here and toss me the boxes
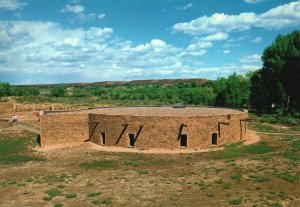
[0,101,13,115]
[40,113,89,147]
[15,103,77,112]
[89,111,248,150]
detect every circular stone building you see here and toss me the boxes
[40,106,249,150]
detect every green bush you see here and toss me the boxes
[72,87,89,97]
[229,199,242,205]
[101,198,112,205]
[277,172,300,183]
[66,193,77,199]
[258,113,300,126]
[42,196,52,201]
[50,86,67,97]
[229,175,241,181]
[46,189,63,197]
[86,192,101,197]
[249,175,270,182]
[283,151,300,161]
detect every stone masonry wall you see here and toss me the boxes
[40,113,89,147]
[89,111,248,150]
[0,101,13,115]
[40,109,248,149]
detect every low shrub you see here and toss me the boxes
[66,193,77,199]
[229,199,242,205]
[86,192,101,197]
[80,160,117,169]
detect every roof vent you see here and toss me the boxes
[173,103,186,109]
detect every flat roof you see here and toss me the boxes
[46,106,246,117]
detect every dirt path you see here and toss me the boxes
[255,131,300,136]
[16,124,40,134]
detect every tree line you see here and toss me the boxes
[0,74,251,107]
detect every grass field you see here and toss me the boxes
[0,122,299,206]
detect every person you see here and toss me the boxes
[12,114,18,125]
[38,110,44,122]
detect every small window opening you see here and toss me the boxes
[180,134,187,148]
[128,133,135,147]
[101,132,106,145]
[212,133,218,145]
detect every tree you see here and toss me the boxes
[249,69,269,113]
[251,30,300,113]
[212,77,227,106]
[27,87,40,96]
[0,82,12,99]
[72,87,87,97]
[12,87,39,96]
[213,73,250,108]
[50,86,67,97]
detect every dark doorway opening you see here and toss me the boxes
[180,134,187,148]
[128,133,135,147]
[36,134,41,146]
[101,132,106,145]
[212,133,218,145]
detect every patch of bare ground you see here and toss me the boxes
[0,121,299,207]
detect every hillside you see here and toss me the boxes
[13,78,210,88]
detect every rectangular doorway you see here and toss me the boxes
[180,134,187,148]
[128,133,135,147]
[101,132,106,145]
[212,133,218,145]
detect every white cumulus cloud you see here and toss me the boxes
[60,4,106,23]
[60,4,84,14]
[244,0,264,4]
[98,13,106,19]
[180,44,207,57]
[240,54,261,63]
[251,36,262,43]
[199,32,229,41]
[172,1,300,35]
[176,3,193,10]
[151,39,166,47]
[241,65,261,70]
[0,0,26,10]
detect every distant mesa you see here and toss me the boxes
[12,78,210,87]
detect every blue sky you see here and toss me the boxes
[0,0,299,84]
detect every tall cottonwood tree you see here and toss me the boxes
[250,30,300,113]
